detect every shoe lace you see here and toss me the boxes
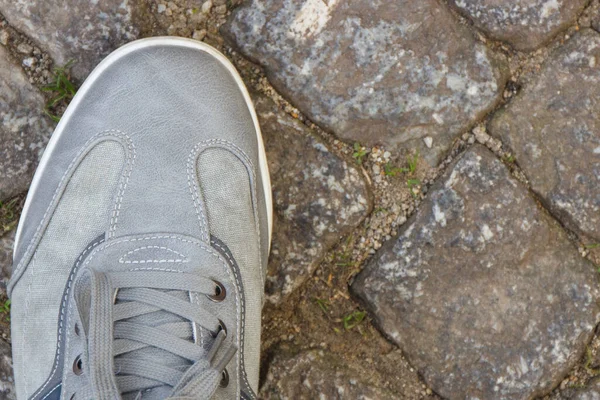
[72,268,236,399]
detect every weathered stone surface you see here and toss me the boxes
[0,231,15,290]
[594,7,600,34]
[224,0,509,165]
[352,145,599,399]
[0,46,53,201]
[569,379,600,400]
[0,0,145,80]
[448,0,588,51]
[257,94,370,303]
[0,339,15,400]
[490,30,600,242]
[260,348,401,399]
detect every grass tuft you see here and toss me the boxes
[342,310,366,330]
[0,195,24,234]
[407,151,419,174]
[314,298,330,314]
[0,299,10,322]
[352,142,368,165]
[42,60,77,122]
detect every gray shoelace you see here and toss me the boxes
[72,268,236,399]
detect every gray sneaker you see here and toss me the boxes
[8,37,272,400]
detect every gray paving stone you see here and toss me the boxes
[223,0,509,166]
[490,29,600,242]
[352,145,599,399]
[447,0,588,51]
[0,231,14,290]
[260,348,401,399]
[561,378,600,400]
[0,46,53,202]
[256,94,370,303]
[0,339,15,400]
[594,8,600,33]
[0,0,147,80]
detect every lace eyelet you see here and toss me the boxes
[73,355,84,376]
[207,281,226,302]
[220,369,229,388]
[213,319,227,338]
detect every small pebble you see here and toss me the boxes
[423,136,433,149]
[192,29,207,41]
[201,0,213,14]
[22,57,35,68]
[157,3,166,13]
[17,42,33,55]
[0,30,8,46]
[215,4,227,14]
[473,125,490,144]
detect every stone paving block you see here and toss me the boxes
[0,46,52,201]
[0,231,14,290]
[0,339,15,400]
[352,145,599,399]
[256,94,370,303]
[223,0,509,166]
[0,0,148,80]
[260,348,401,399]
[490,29,600,242]
[448,0,588,51]
[569,379,600,400]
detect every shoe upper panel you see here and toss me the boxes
[10,140,127,400]
[13,42,261,271]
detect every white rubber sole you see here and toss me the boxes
[14,37,273,253]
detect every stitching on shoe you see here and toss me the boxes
[80,235,241,396]
[108,132,137,238]
[118,246,189,264]
[211,239,254,400]
[21,252,35,397]
[189,138,265,291]
[9,130,134,296]
[40,384,61,400]
[186,145,210,242]
[31,238,105,399]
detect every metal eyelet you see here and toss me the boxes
[220,369,229,388]
[207,281,226,302]
[73,355,84,376]
[213,319,227,338]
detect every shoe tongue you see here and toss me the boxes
[115,289,215,399]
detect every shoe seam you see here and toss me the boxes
[211,238,254,400]
[9,130,134,297]
[40,384,60,400]
[31,238,105,399]
[21,252,35,398]
[118,246,189,264]
[189,138,265,292]
[108,132,137,238]
[186,144,210,242]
